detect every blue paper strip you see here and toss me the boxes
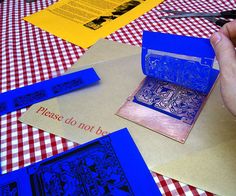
[0,68,100,116]
[0,128,161,196]
[142,31,219,93]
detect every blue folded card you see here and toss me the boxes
[0,128,161,195]
[135,31,220,126]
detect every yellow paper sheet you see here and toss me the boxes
[23,0,163,48]
[20,39,236,195]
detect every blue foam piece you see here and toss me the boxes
[0,68,100,116]
[141,31,219,93]
[0,128,161,196]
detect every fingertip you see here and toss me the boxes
[210,31,236,75]
[210,32,222,48]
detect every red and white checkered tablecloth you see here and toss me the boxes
[0,0,235,195]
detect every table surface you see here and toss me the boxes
[1,0,234,195]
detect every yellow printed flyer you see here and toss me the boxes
[24,0,163,48]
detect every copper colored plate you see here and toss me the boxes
[117,77,207,143]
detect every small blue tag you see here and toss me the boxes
[0,68,100,116]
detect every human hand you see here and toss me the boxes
[210,20,236,116]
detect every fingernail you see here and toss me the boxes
[211,32,222,46]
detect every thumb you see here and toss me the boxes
[210,32,236,75]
